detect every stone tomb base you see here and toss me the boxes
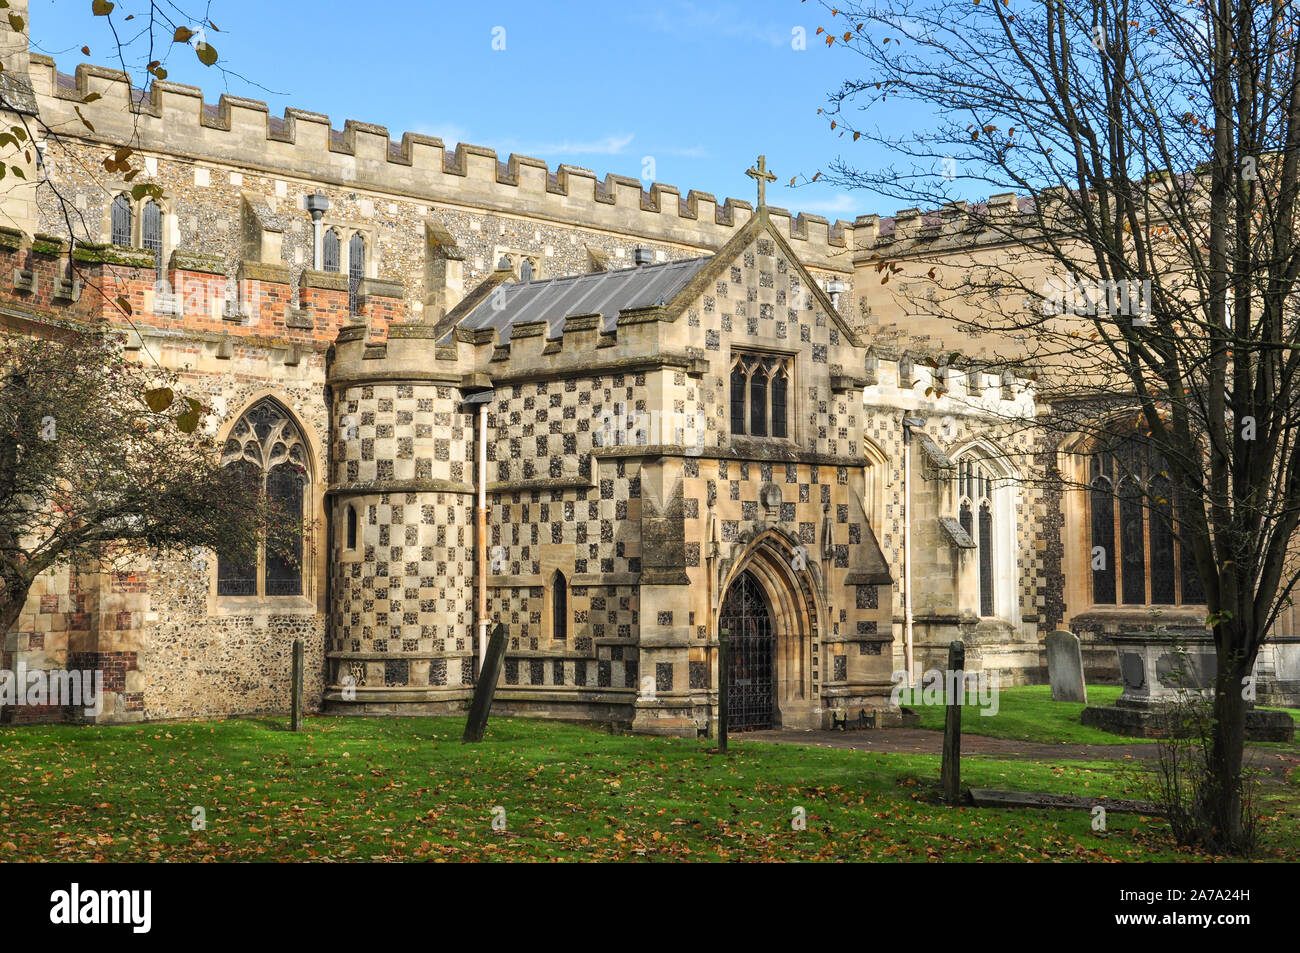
[1080,626,1294,742]
[1081,698,1294,742]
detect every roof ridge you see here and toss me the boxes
[519,253,711,287]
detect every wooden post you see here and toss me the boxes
[718,626,729,753]
[463,622,509,743]
[290,638,303,732]
[940,639,965,804]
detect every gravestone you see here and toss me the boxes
[940,640,964,805]
[1045,629,1087,703]
[290,638,304,731]
[462,622,509,744]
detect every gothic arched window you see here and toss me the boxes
[956,457,995,616]
[348,233,365,315]
[110,194,132,247]
[1084,429,1203,606]
[141,200,163,280]
[345,504,358,551]
[216,398,310,597]
[322,228,340,273]
[551,570,568,641]
[730,352,792,440]
[519,258,534,282]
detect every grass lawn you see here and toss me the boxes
[0,714,1296,862]
[898,684,1300,745]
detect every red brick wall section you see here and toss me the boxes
[0,652,137,724]
[360,294,403,341]
[111,571,147,593]
[67,651,138,693]
[298,284,350,332]
[0,233,404,346]
[7,704,71,725]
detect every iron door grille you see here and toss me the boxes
[720,570,776,731]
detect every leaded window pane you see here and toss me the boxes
[349,233,365,315]
[322,229,340,273]
[978,501,994,616]
[749,369,767,437]
[111,194,132,247]
[216,460,260,596]
[1090,474,1116,604]
[266,464,304,596]
[1119,479,1146,604]
[1149,476,1176,604]
[771,373,787,438]
[730,365,747,435]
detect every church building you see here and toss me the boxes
[1,6,1293,727]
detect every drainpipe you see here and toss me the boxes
[707,503,719,726]
[901,415,926,685]
[464,389,495,679]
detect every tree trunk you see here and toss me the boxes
[0,573,31,640]
[1201,644,1254,853]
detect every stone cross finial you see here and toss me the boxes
[746,155,776,209]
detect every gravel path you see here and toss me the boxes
[743,727,1300,778]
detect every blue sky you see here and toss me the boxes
[27,0,911,221]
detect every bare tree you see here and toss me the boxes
[815,0,1300,853]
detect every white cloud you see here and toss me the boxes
[516,133,635,156]
[639,1,793,48]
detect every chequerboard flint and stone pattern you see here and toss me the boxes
[323,213,901,733]
[327,378,477,699]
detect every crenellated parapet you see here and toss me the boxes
[851,193,1038,260]
[863,341,1035,411]
[28,55,857,270]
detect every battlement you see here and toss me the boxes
[851,192,1038,259]
[29,56,858,270]
[326,300,1035,414]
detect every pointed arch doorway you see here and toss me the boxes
[719,569,777,731]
